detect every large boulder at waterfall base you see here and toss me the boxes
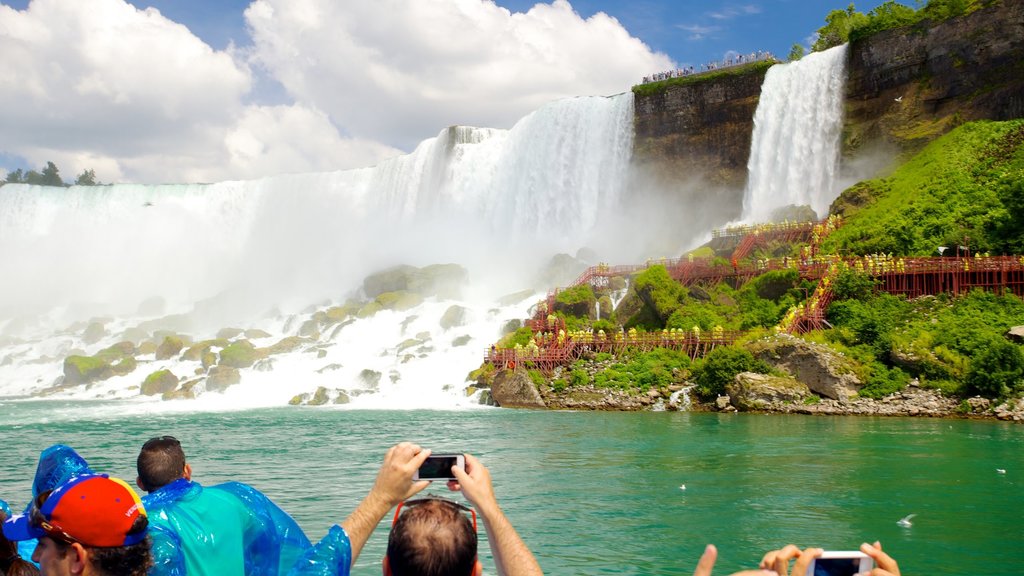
[206,366,241,392]
[263,336,312,355]
[490,369,546,408]
[218,340,263,369]
[82,321,107,345]
[748,334,862,401]
[182,339,229,361]
[63,355,115,385]
[440,305,469,331]
[375,291,424,312]
[363,264,468,299]
[154,335,184,360]
[726,372,811,411]
[141,370,179,396]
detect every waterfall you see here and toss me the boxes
[0,93,635,408]
[742,44,848,222]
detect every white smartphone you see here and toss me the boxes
[414,453,465,480]
[805,551,874,576]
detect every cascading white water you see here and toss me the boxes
[0,93,635,408]
[742,44,848,222]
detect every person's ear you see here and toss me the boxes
[382,555,392,576]
[136,476,146,491]
[69,542,89,575]
[472,559,483,576]
[183,463,192,481]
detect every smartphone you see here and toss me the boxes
[805,551,874,576]
[414,453,465,480]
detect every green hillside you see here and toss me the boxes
[826,119,1024,255]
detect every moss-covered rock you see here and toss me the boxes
[440,305,469,330]
[201,351,217,371]
[244,328,272,339]
[726,372,810,411]
[357,301,383,318]
[96,341,136,362]
[309,387,330,406]
[497,289,535,306]
[359,369,382,390]
[181,339,229,361]
[163,378,201,401]
[218,340,262,369]
[263,336,311,355]
[137,341,158,355]
[82,321,107,345]
[63,355,114,385]
[154,335,184,360]
[452,335,472,347]
[298,319,321,338]
[141,370,179,396]
[216,328,244,339]
[112,356,137,377]
[333,391,351,404]
[206,366,241,392]
[375,291,423,312]
[363,264,468,299]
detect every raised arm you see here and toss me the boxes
[449,453,543,576]
[340,442,430,565]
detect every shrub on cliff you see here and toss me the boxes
[965,339,1024,398]
[692,346,772,400]
[632,265,687,325]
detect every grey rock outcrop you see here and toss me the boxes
[750,334,862,401]
[726,372,811,411]
[490,369,545,409]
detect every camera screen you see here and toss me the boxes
[418,456,458,479]
[813,559,862,576]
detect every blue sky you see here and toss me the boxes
[0,0,895,183]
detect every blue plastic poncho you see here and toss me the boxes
[144,478,313,576]
[286,525,352,576]
[14,444,95,560]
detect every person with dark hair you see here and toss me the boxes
[290,442,542,576]
[0,506,39,576]
[2,474,151,576]
[136,435,309,576]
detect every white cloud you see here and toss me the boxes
[675,23,720,40]
[245,0,673,150]
[0,0,673,183]
[708,4,762,20]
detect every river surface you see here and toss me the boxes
[0,402,1020,575]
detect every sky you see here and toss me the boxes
[0,0,894,184]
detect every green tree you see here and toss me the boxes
[850,1,918,40]
[813,4,869,51]
[4,168,24,184]
[40,161,64,187]
[788,43,806,62]
[965,339,1024,398]
[75,168,97,186]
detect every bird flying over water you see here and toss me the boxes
[997,469,1006,474]
[897,514,916,527]
[894,95,903,102]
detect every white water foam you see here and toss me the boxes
[742,44,848,222]
[0,93,636,408]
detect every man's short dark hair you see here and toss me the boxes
[386,500,477,576]
[50,515,151,576]
[136,436,186,493]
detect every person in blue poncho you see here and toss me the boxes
[135,436,310,576]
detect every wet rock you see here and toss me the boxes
[440,305,469,330]
[141,370,178,396]
[727,372,810,411]
[452,335,472,347]
[206,366,241,392]
[244,328,272,339]
[218,340,261,369]
[359,369,382,390]
[217,328,244,339]
[155,336,184,360]
[83,321,107,345]
[490,369,546,409]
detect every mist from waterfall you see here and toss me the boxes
[0,93,636,407]
[742,44,848,222]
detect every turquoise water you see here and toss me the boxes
[0,402,1021,575]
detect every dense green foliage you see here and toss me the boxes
[824,289,1024,398]
[555,284,595,306]
[591,348,691,391]
[691,346,773,400]
[3,161,99,187]
[631,60,775,97]
[814,0,991,51]
[824,120,1024,255]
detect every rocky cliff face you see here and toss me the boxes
[844,1,1024,153]
[631,2,1024,207]
[631,65,770,222]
